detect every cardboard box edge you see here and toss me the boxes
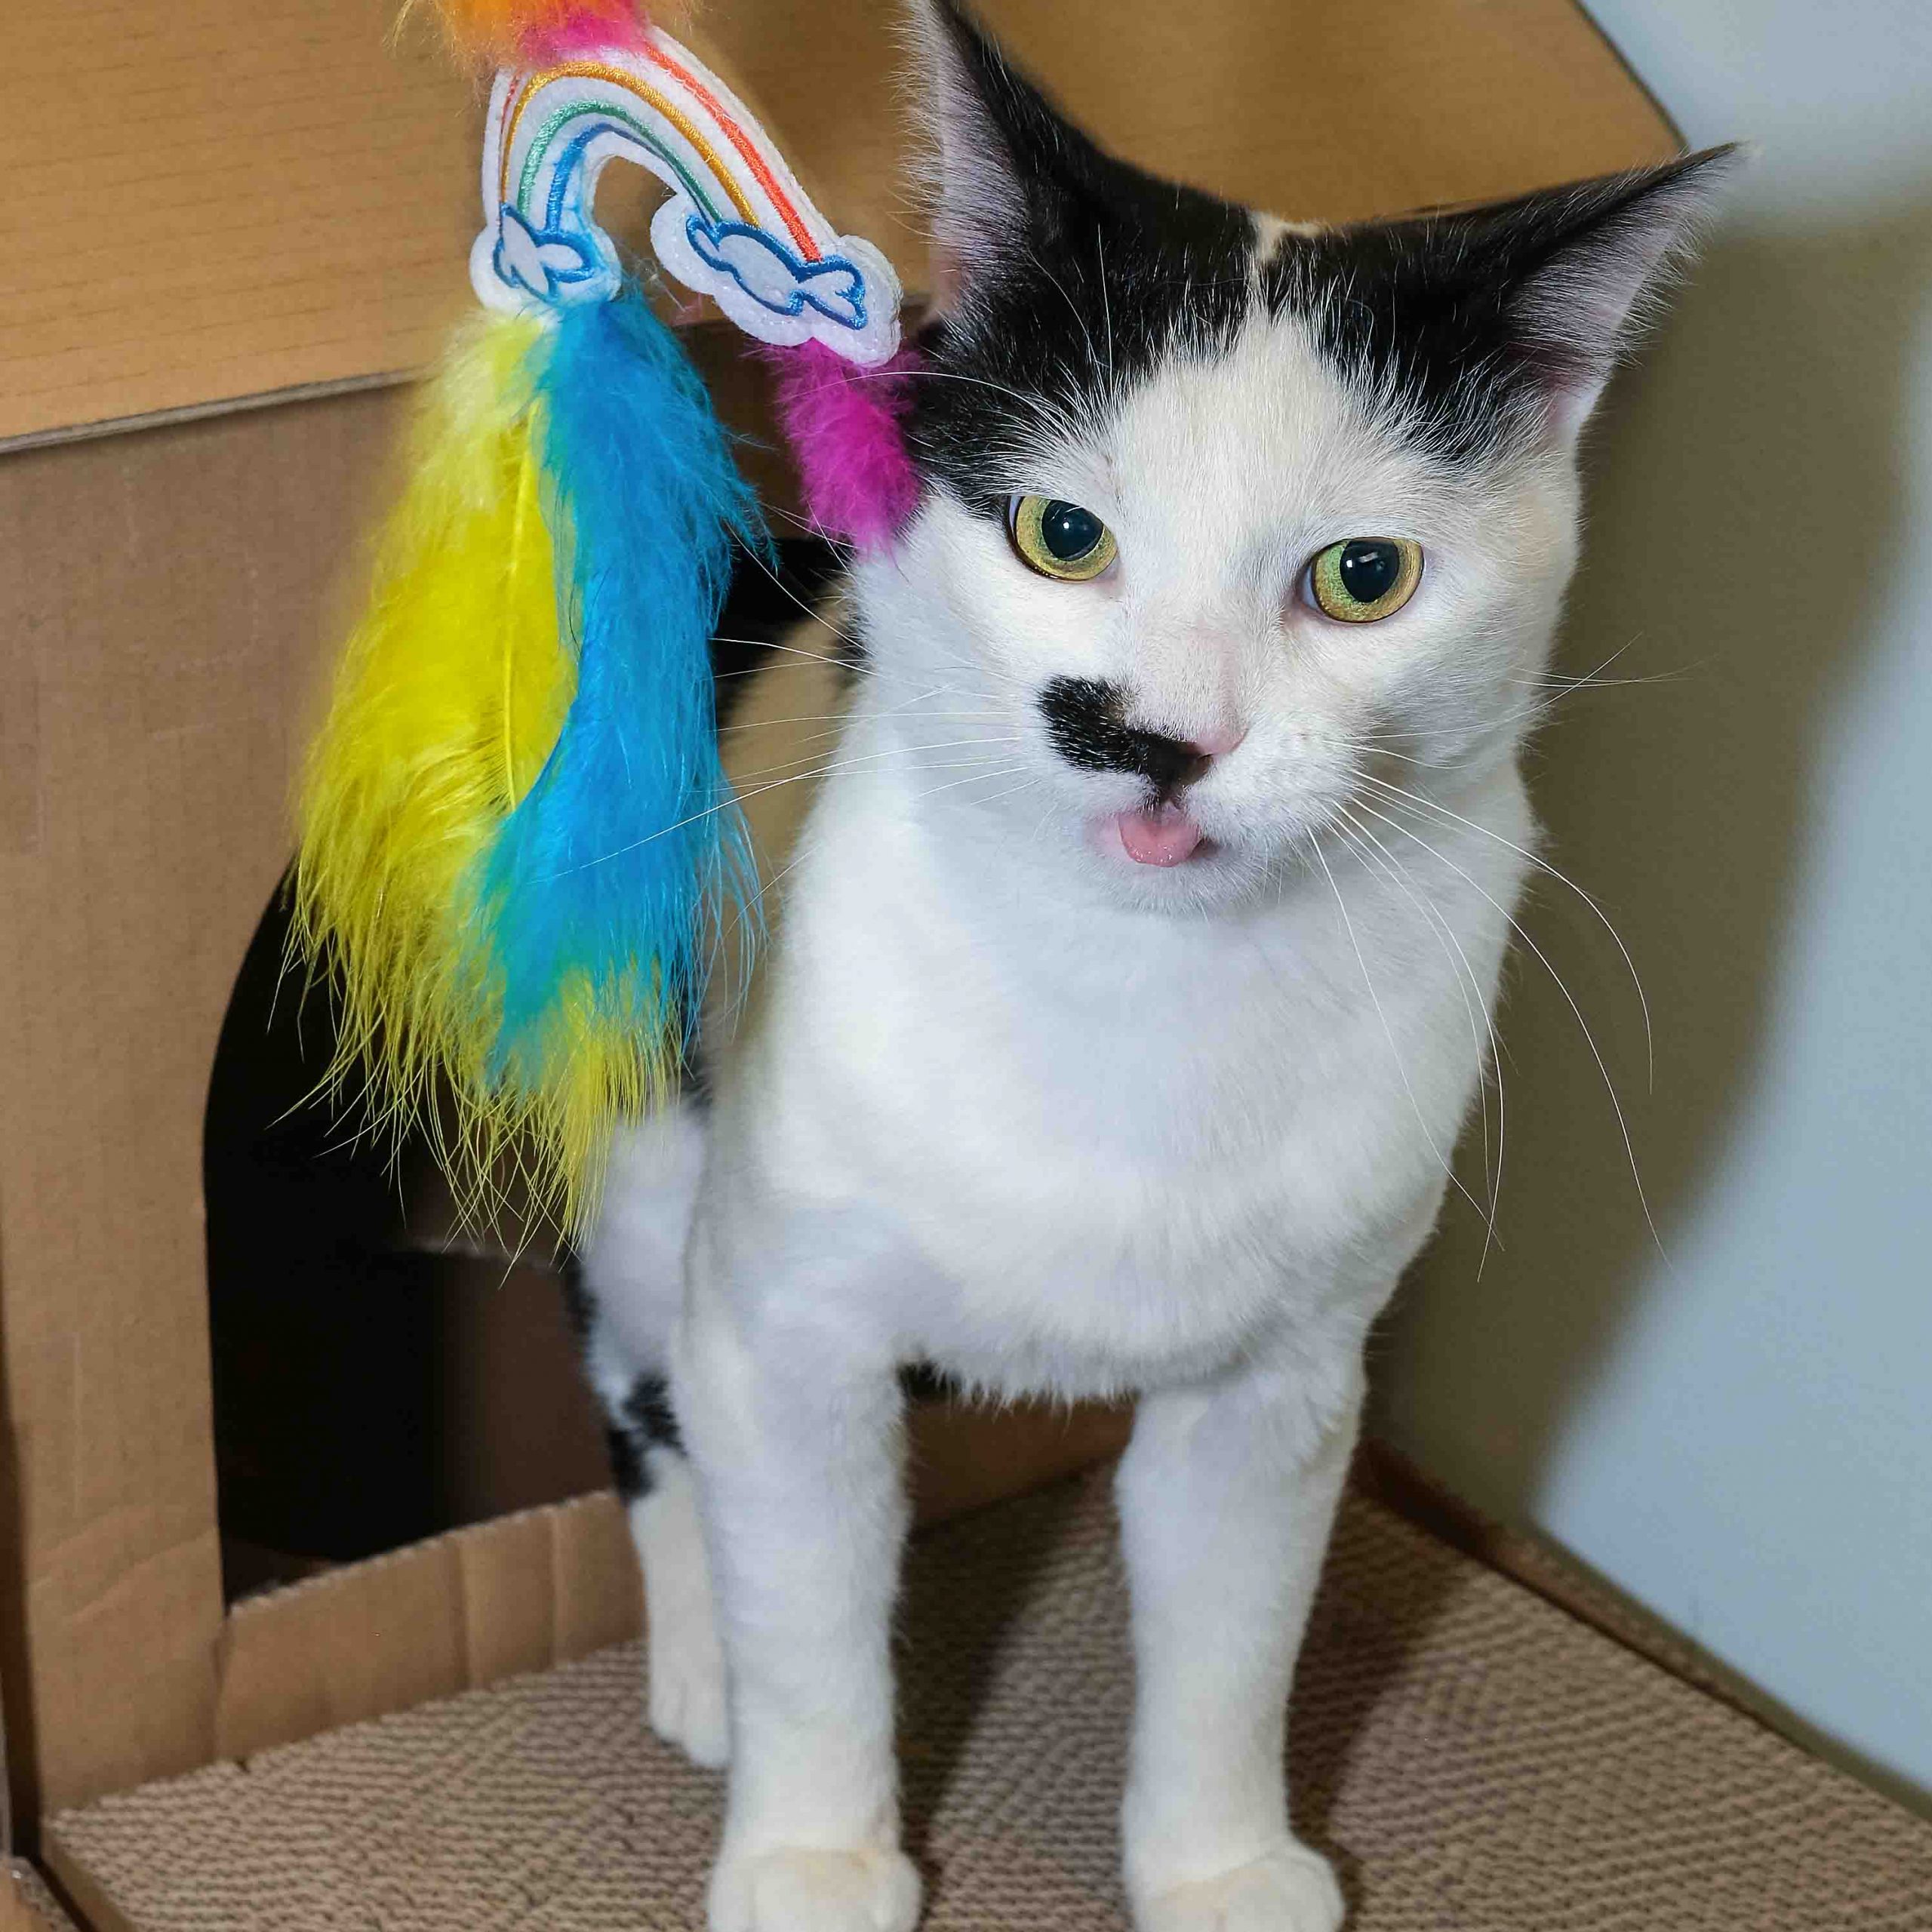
[209,1401,1131,1765]
[2,1859,87,1932]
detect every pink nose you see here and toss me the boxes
[1186,724,1247,759]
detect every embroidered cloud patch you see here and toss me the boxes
[682,219,868,330]
[491,204,602,303]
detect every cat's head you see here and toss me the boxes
[848,0,1730,910]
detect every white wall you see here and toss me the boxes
[1375,0,1932,1807]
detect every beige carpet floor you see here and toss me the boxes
[51,1468,1932,1929]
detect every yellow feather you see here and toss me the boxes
[294,312,586,1231]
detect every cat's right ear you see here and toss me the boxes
[905,0,1069,309]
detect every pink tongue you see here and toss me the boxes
[1116,804,1204,866]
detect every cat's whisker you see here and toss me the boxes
[760,498,852,546]
[1310,826,1494,1226]
[1029,244,1109,399]
[1349,792,1667,1263]
[1331,811,1497,1224]
[940,768,1044,814]
[719,712,1007,748]
[709,836,825,983]
[1511,669,1686,691]
[731,735,1026,786]
[908,761,1033,804]
[543,778,808,878]
[724,721,864,762]
[881,365,1088,451]
[714,685,1006,953]
[1335,804,1507,1268]
[549,737,1023,881]
[728,547,872,658]
[1530,630,1660,691]
[717,679,1002,740]
[1095,227,1117,395]
[711,633,851,669]
[1358,771,1655,1088]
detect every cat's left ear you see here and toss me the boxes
[1480,146,1740,435]
[904,0,1110,315]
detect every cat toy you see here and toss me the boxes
[294,0,918,1234]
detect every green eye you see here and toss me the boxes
[1307,537,1423,623]
[1008,495,1118,581]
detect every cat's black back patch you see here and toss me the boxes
[558,1253,683,1500]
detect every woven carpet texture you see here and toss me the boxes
[51,1468,1932,1929]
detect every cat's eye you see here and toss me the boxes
[1306,537,1423,623]
[1008,495,1118,582]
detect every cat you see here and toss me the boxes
[569,4,1730,1927]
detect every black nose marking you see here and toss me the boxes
[1038,676,1214,795]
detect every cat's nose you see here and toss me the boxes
[1181,723,1247,760]
[1128,726,1213,795]
[1038,678,1244,794]
[1134,727,1232,792]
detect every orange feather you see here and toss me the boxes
[400,0,666,63]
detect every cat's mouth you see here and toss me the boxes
[1112,803,1211,867]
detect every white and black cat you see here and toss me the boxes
[569,5,1729,1927]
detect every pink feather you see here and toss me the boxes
[524,2,651,60]
[761,341,923,552]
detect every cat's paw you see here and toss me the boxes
[707,1845,921,1932]
[1134,1844,1344,1932]
[645,1611,728,1769]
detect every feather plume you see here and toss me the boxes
[473,284,762,1224]
[294,312,572,1189]
[294,289,760,1237]
[763,340,922,550]
[402,0,655,63]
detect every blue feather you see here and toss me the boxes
[476,284,765,1102]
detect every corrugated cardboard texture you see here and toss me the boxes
[212,1495,637,1767]
[211,1401,1130,1764]
[2,0,1676,446]
[0,1863,79,1932]
[45,1471,1932,1930]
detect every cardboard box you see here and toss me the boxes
[0,1863,77,1932]
[0,0,1678,1905]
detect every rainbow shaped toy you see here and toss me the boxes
[476,26,903,363]
[294,0,918,1236]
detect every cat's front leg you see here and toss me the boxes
[674,1217,920,1932]
[1116,1346,1363,1932]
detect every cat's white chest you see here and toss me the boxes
[731,762,1520,1398]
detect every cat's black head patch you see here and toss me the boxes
[1263,155,1736,463]
[906,0,1257,509]
[906,2,1732,494]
